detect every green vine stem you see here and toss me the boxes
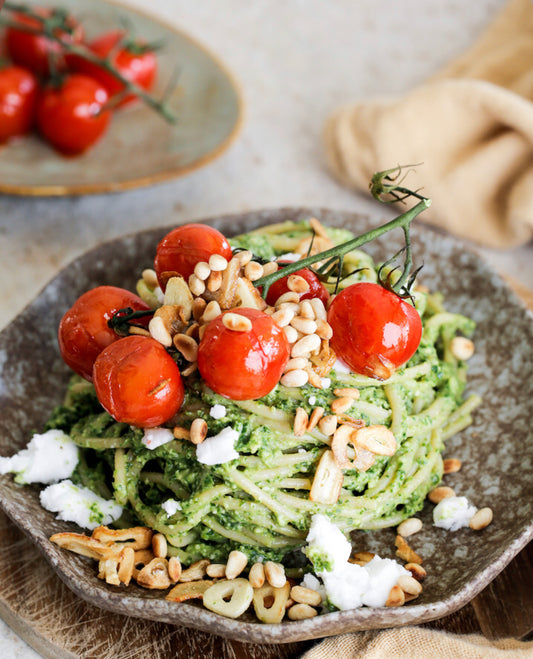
[1,2,178,123]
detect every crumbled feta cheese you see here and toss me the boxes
[161,498,182,516]
[277,252,301,262]
[196,427,240,465]
[308,395,317,406]
[321,563,370,610]
[209,404,227,419]
[320,377,331,389]
[301,573,326,603]
[142,427,174,450]
[332,358,351,374]
[0,429,78,484]
[305,513,352,570]
[433,496,477,531]
[361,556,409,607]
[40,479,123,530]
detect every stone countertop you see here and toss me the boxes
[0,0,531,656]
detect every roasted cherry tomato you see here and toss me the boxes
[0,66,38,143]
[93,335,184,428]
[70,30,157,107]
[5,8,84,76]
[265,264,329,306]
[198,308,290,400]
[58,285,151,381]
[155,224,233,288]
[36,74,111,155]
[328,282,422,379]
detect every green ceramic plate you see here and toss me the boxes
[0,0,243,196]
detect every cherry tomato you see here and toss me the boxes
[36,74,111,155]
[155,224,233,288]
[197,308,290,400]
[265,264,329,306]
[93,335,184,428]
[58,285,151,381]
[70,30,157,107]
[327,282,422,379]
[6,8,84,76]
[0,66,38,143]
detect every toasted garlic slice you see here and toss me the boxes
[252,582,291,624]
[309,449,343,504]
[203,579,254,619]
[352,425,397,456]
[166,580,212,602]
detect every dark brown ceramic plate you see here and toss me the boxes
[0,0,243,196]
[0,208,532,643]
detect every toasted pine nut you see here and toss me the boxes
[142,268,159,288]
[290,586,322,607]
[264,561,286,588]
[293,407,309,436]
[179,559,210,582]
[397,518,423,538]
[192,297,207,320]
[128,326,151,337]
[117,547,135,586]
[385,584,405,607]
[309,298,327,320]
[182,361,197,377]
[307,406,325,431]
[173,334,198,362]
[306,366,323,389]
[207,270,223,292]
[299,300,315,319]
[148,316,173,347]
[244,261,264,281]
[190,418,208,445]
[450,336,475,360]
[291,333,321,358]
[277,302,301,314]
[186,321,199,339]
[287,275,310,294]
[202,300,222,323]
[443,458,462,474]
[272,307,295,327]
[188,274,205,296]
[248,562,265,588]
[331,396,355,415]
[281,369,309,388]
[173,426,191,440]
[152,533,167,558]
[397,575,423,596]
[315,319,333,340]
[198,324,207,341]
[333,387,360,399]
[206,563,227,578]
[284,357,308,372]
[283,325,298,343]
[194,261,211,281]
[262,261,279,276]
[351,551,375,564]
[318,414,337,436]
[469,507,493,530]
[287,603,318,620]
[222,312,253,332]
[395,535,423,565]
[405,563,427,581]
[276,291,300,305]
[225,550,248,579]
[290,316,317,335]
[428,486,455,504]
[234,250,252,266]
[209,253,228,271]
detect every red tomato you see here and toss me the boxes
[93,335,184,428]
[0,66,38,143]
[328,282,422,379]
[265,264,329,306]
[58,285,151,381]
[70,30,157,107]
[155,224,233,287]
[197,308,290,400]
[36,74,111,155]
[6,8,84,76]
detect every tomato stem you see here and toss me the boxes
[1,2,178,123]
[108,307,154,336]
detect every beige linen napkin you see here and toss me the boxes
[324,0,533,248]
[302,627,533,659]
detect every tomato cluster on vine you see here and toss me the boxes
[0,6,157,155]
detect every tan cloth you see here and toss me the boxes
[324,0,533,248]
[302,627,533,658]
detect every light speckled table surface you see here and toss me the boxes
[0,0,531,657]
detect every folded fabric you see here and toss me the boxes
[323,0,533,248]
[301,627,533,659]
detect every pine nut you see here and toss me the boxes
[277,302,301,314]
[450,336,475,360]
[182,361,197,377]
[262,261,279,276]
[206,563,227,578]
[142,268,159,288]
[276,291,300,305]
[331,396,355,415]
[405,563,427,581]
[234,250,252,266]
[244,261,264,281]
[307,406,325,431]
[351,551,375,564]
[299,300,315,319]
[149,316,173,347]
[290,317,317,335]
[202,300,222,323]
[287,275,310,294]
[315,319,333,339]
[291,333,321,357]
[385,584,405,607]
[293,407,309,436]
[194,261,211,281]
[222,312,252,332]
[128,326,151,337]
[272,307,295,327]
[309,298,327,320]
[168,556,182,582]
[179,559,210,582]
[397,575,423,596]
[395,535,423,564]
[284,357,308,372]
[290,586,322,607]
[469,507,493,530]
[152,533,168,558]
[207,270,223,292]
[281,369,309,388]
[190,418,208,445]
[173,426,190,440]
[333,387,360,399]
[287,603,317,620]
[173,334,198,362]
[318,414,337,436]
[192,297,207,320]
[225,550,248,579]
[397,518,423,538]
[209,254,228,271]
[188,274,205,296]
[264,561,286,588]
[443,458,462,474]
[306,366,322,388]
[248,562,265,588]
[283,325,298,343]
[198,324,207,341]
[428,486,455,503]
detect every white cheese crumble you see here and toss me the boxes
[0,429,78,484]
[161,499,182,516]
[433,496,477,531]
[142,427,174,450]
[308,395,317,406]
[196,427,240,465]
[304,514,408,610]
[40,479,123,530]
[332,358,352,374]
[209,404,227,419]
